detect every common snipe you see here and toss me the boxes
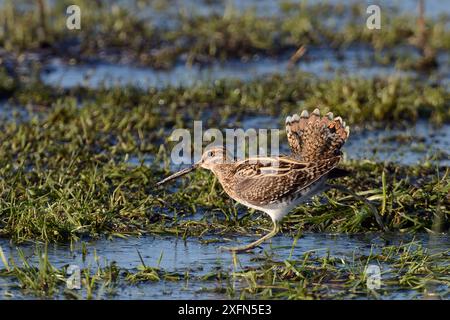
[157,108,384,252]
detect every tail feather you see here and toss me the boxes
[285,108,350,162]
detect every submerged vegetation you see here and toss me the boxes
[0,240,448,299]
[0,0,448,300]
[0,246,120,298]
[225,240,450,299]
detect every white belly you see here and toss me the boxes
[234,178,327,222]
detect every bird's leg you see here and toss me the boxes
[219,220,280,253]
[326,183,387,231]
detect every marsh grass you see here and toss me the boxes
[0,246,67,297]
[0,0,448,301]
[0,145,447,243]
[0,69,448,243]
[1,239,447,299]
[217,241,450,299]
[0,245,120,298]
[124,265,187,283]
[8,72,450,125]
[0,1,449,69]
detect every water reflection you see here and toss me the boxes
[0,233,448,299]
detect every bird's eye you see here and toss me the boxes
[208,151,214,157]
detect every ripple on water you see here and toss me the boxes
[40,45,428,90]
[0,233,448,299]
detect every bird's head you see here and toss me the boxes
[199,146,232,170]
[156,146,232,186]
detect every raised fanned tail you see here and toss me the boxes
[285,108,350,162]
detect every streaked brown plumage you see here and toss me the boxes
[157,108,351,251]
[210,155,341,221]
[286,109,349,161]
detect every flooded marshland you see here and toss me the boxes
[0,0,449,300]
[1,233,449,299]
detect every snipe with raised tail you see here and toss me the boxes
[157,108,384,252]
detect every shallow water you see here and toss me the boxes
[200,0,450,19]
[0,232,448,299]
[41,48,425,89]
[35,1,450,93]
[118,0,450,24]
[2,0,450,301]
[0,101,29,122]
[344,121,450,166]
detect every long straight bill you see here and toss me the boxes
[156,164,198,186]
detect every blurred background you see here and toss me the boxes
[1,0,448,164]
[0,0,449,90]
[0,0,448,300]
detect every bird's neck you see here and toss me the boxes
[210,164,235,183]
